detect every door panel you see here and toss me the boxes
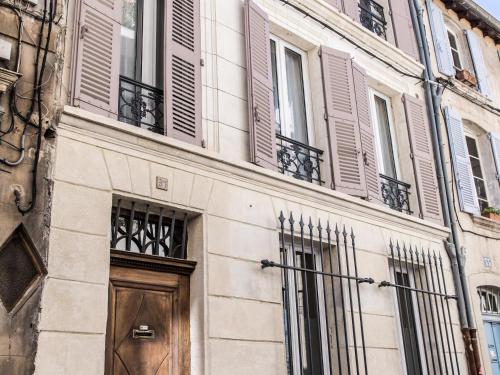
[106,266,190,375]
[485,321,500,375]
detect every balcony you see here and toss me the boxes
[276,134,324,185]
[359,0,387,40]
[118,75,164,134]
[380,174,412,214]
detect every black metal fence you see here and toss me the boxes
[118,75,164,134]
[262,212,373,375]
[380,174,412,215]
[359,0,387,40]
[277,134,324,185]
[110,199,188,259]
[379,242,462,375]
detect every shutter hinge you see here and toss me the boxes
[201,139,206,148]
[324,112,328,121]
[80,24,88,39]
[318,49,322,57]
[409,152,414,159]
[200,58,205,67]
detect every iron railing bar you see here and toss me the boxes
[396,244,419,374]
[379,173,411,189]
[439,255,461,375]
[299,216,315,374]
[169,210,176,258]
[343,226,360,375]
[126,201,136,251]
[402,246,423,374]
[428,251,450,375]
[112,199,122,248]
[141,204,151,253]
[379,281,456,299]
[262,260,374,283]
[415,250,438,374]
[336,224,352,375]
[434,252,455,375]
[350,229,368,375]
[409,248,431,375]
[326,223,344,375]
[358,5,387,24]
[153,208,164,256]
[276,133,324,154]
[119,74,163,93]
[422,250,445,374]
[289,214,305,375]
[180,213,188,259]
[279,213,295,375]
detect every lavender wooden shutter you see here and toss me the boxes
[352,62,382,202]
[321,47,366,196]
[165,0,202,145]
[428,2,455,76]
[389,0,419,60]
[489,133,500,183]
[403,94,442,222]
[73,0,122,118]
[244,0,277,170]
[343,0,360,23]
[444,106,479,214]
[466,30,491,98]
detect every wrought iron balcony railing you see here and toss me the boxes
[359,0,387,40]
[276,134,324,185]
[118,75,164,134]
[380,174,412,214]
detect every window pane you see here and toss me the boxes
[470,157,484,179]
[271,40,282,134]
[452,50,461,69]
[296,252,322,375]
[474,178,488,200]
[396,272,422,375]
[466,136,479,157]
[448,31,458,49]
[285,48,308,144]
[141,0,164,88]
[121,0,138,79]
[374,95,397,178]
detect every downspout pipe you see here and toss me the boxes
[409,0,482,373]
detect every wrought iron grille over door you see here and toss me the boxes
[262,212,374,375]
[380,242,462,375]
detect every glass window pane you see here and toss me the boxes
[474,178,488,200]
[271,40,282,134]
[285,48,308,144]
[448,31,458,50]
[466,136,479,157]
[141,0,164,88]
[470,157,484,179]
[121,0,138,79]
[374,95,397,178]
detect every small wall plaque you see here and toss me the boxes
[483,256,493,269]
[156,176,169,191]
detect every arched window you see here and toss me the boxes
[479,286,500,315]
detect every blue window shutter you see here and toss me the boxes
[466,30,491,98]
[428,3,455,76]
[489,133,500,183]
[444,106,480,215]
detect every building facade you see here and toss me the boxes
[0,0,498,374]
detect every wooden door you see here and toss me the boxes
[105,265,190,375]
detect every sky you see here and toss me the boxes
[474,0,500,20]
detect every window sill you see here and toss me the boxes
[471,214,500,234]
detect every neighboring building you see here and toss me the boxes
[0,1,497,375]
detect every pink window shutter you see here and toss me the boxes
[342,0,360,23]
[320,47,366,197]
[403,94,442,222]
[244,0,277,170]
[352,62,382,202]
[389,0,419,60]
[165,0,202,146]
[73,0,122,118]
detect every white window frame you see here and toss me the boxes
[390,264,429,375]
[447,29,462,70]
[270,35,315,146]
[464,132,489,211]
[368,89,401,178]
[284,242,331,375]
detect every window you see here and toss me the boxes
[369,91,398,179]
[480,287,500,315]
[466,136,489,212]
[270,37,312,144]
[447,30,462,70]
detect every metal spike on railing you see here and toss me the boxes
[279,210,286,227]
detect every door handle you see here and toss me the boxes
[132,325,156,340]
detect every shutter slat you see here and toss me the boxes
[403,94,442,221]
[389,0,419,60]
[321,47,366,196]
[428,3,455,76]
[165,0,202,145]
[489,133,500,183]
[444,106,480,214]
[324,0,341,10]
[73,0,122,117]
[343,0,360,23]
[244,0,277,170]
[466,30,491,98]
[352,62,382,202]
